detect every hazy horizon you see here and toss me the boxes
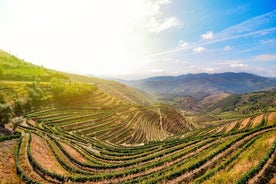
[0,0,276,79]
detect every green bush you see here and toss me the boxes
[0,103,13,127]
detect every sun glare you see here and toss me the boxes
[81,0,151,75]
[1,0,179,77]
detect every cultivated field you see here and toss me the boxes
[1,103,275,183]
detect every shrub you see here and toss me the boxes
[0,103,13,127]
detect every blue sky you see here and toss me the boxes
[0,0,275,79]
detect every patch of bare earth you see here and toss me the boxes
[31,134,69,175]
[269,176,276,184]
[28,119,36,126]
[225,121,237,132]
[251,114,264,128]
[60,142,87,163]
[239,117,251,130]
[267,112,276,125]
[19,134,47,183]
[0,139,22,184]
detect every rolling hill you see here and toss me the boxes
[124,72,276,98]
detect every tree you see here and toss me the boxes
[0,94,5,104]
[0,103,13,127]
[27,82,46,105]
[14,100,24,116]
[0,66,4,80]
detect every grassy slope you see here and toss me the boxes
[0,50,67,81]
[66,73,155,106]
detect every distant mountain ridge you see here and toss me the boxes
[124,72,276,97]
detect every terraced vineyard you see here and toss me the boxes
[1,99,275,183]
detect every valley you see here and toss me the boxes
[0,50,276,183]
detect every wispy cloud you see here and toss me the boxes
[260,39,276,45]
[193,47,206,53]
[148,9,276,57]
[145,0,180,33]
[201,31,214,40]
[178,40,190,48]
[151,69,165,73]
[230,63,248,68]
[253,54,276,61]
[224,45,232,51]
[147,17,180,33]
[219,10,276,37]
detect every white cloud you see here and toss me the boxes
[230,63,248,68]
[147,17,180,33]
[157,0,171,5]
[253,54,276,61]
[224,45,232,51]
[193,47,206,53]
[178,40,190,48]
[151,69,165,73]
[143,0,180,33]
[146,10,276,60]
[201,31,214,40]
[204,67,217,72]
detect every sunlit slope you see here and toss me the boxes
[0,49,155,106]
[66,73,155,105]
[0,49,67,81]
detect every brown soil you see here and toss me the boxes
[225,121,237,132]
[269,177,276,184]
[28,119,36,126]
[30,134,69,175]
[239,117,251,130]
[0,139,23,183]
[60,141,87,163]
[267,112,276,125]
[19,134,48,183]
[251,114,264,127]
